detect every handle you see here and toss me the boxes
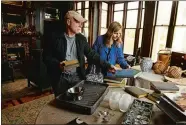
[158,49,171,54]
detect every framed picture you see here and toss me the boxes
[1,1,23,6]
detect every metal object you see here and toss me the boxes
[56,80,109,115]
[122,99,153,125]
[67,86,84,101]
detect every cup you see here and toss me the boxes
[109,92,122,110]
[119,93,133,112]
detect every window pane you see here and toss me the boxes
[172,27,186,52]
[156,1,172,25]
[128,1,139,9]
[151,27,168,61]
[124,29,136,55]
[77,2,82,9]
[85,9,89,20]
[114,11,123,25]
[143,1,145,8]
[85,1,89,8]
[84,22,89,28]
[138,29,143,48]
[114,3,124,11]
[126,10,138,28]
[141,9,145,28]
[77,10,81,15]
[101,28,107,35]
[102,2,108,10]
[83,28,89,39]
[101,10,107,28]
[176,1,186,25]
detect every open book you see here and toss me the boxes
[107,69,141,78]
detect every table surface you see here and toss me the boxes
[35,88,171,124]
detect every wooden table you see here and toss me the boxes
[35,88,172,124]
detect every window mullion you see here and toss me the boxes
[134,1,142,55]
[166,1,178,48]
[122,2,127,44]
[82,2,85,30]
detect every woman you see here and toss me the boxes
[92,21,130,76]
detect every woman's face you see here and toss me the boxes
[112,29,122,41]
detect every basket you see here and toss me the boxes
[157,50,171,65]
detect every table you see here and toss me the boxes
[35,88,171,124]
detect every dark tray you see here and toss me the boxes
[56,80,109,115]
[156,95,186,125]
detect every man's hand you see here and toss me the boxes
[59,61,65,71]
[108,65,116,74]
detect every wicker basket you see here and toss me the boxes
[157,50,171,66]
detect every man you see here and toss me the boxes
[43,10,115,97]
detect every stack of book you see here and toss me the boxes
[147,92,163,102]
[150,81,179,94]
[104,77,126,87]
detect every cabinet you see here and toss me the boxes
[170,51,186,70]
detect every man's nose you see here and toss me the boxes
[79,23,83,28]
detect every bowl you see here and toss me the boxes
[67,86,85,101]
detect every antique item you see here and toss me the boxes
[86,64,104,83]
[153,61,168,74]
[156,94,186,125]
[122,99,153,124]
[140,57,153,72]
[56,80,109,115]
[166,66,183,78]
[157,49,171,65]
[66,86,85,101]
[170,51,186,70]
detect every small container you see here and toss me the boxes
[67,86,85,101]
[109,92,122,110]
[119,93,133,112]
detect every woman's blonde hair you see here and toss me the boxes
[104,21,122,45]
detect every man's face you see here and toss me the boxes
[67,18,83,34]
[112,29,122,41]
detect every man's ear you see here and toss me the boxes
[67,19,70,26]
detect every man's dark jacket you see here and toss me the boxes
[43,33,111,81]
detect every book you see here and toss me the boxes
[107,69,141,78]
[62,60,79,66]
[104,77,125,84]
[147,92,162,103]
[150,81,179,93]
[147,94,159,102]
[125,86,148,98]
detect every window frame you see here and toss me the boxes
[151,1,186,59]
[112,1,145,55]
[74,1,94,46]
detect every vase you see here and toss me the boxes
[140,57,153,72]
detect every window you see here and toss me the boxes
[113,1,145,55]
[172,1,186,52]
[151,1,173,61]
[44,7,59,20]
[75,1,90,40]
[100,2,108,35]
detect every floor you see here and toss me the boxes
[1,78,53,109]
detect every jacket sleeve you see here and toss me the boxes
[83,37,111,70]
[92,36,100,53]
[116,47,129,69]
[43,35,60,74]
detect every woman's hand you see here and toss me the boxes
[108,65,116,74]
